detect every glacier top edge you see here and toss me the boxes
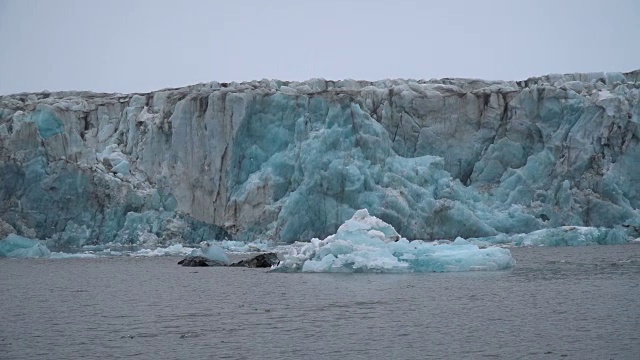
[2,69,639,99]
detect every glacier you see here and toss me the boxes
[1,70,640,250]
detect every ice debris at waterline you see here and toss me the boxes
[0,233,263,259]
[188,242,231,264]
[468,226,629,247]
[273,209,515,273]
[0,234,51,258]
[0,234,97,259]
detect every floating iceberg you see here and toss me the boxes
[0,234,51,258]
[273,209,515,273]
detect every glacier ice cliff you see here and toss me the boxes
[1,70,640,248]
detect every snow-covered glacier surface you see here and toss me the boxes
[1,70,640,251]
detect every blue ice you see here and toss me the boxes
[0,234,51,258]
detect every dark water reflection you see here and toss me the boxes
[1,244,639,359]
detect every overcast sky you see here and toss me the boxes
[0,0,638,94]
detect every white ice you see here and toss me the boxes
[132,244,196,257]
[273,209,515,273]
[188,242,231,264]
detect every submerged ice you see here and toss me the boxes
[273,209,515,273]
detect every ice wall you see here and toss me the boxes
[1,70,639,247]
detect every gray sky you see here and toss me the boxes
[1,0,638,95]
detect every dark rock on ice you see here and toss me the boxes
[231,252,280,268]
[178,256,227,267]
[178,252,279,268]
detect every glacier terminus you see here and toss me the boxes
[1,70,639,257]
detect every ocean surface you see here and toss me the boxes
[1,244,639,360]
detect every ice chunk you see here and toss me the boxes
[106,151,128,168]
[470,226,629,247]
[214,240,271,253]
[132,244,196,257]
[202,243,231,264]
[111,160,130,175]
[188,242,231,265]
[339,209,400,243]
[517,227,628,246]
[452,237,470,245]
[273,209,515,273]
[0,124,9,138]
[0,234,51,258]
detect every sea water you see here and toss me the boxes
[1,245,639,359]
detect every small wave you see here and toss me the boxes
[49,252,99,259]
